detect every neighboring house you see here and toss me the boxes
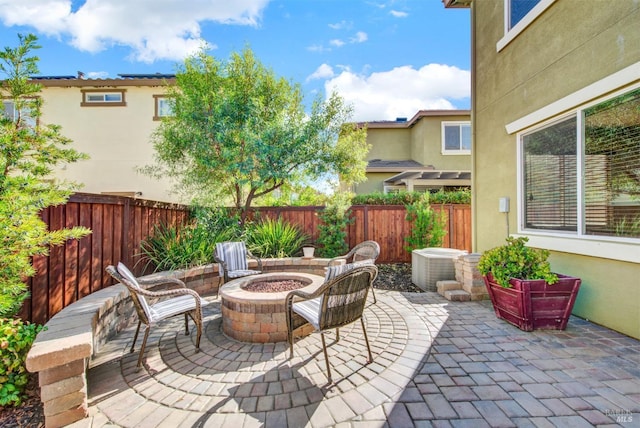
[25,74,178,203]
[355,110,471,194]
[445,0,640,339]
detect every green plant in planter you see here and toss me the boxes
[477,236,558,288]
[0,318,44,406]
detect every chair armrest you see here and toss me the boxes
[137,276,187,290]
[246,250,263,271]
[327,256,347,267]
[133,286,204,312]
[214,256,229,273]
[285,281,331,306]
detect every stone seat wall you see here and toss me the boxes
[25,257,330,428]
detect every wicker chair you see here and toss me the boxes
[106,263,208,369]
[285,264,378,382]
[214,241,263,289]
[328,240,380,303]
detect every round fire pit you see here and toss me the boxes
[220,272,324,343]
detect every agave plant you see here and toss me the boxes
[244,217,308,258]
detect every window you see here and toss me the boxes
[2,99,36,127]
[508,0,541,30]
[153,95,173,120]
[442,122,471,154]
[498,0,556,52]
[81,89,126,106]
[520,87,640,240]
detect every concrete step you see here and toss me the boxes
[444,289,471,302]
[436,280,462,296]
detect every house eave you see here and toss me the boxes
[442,0,472,8]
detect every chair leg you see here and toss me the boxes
[336,328,340,342]
[361,318,373,363]
[136,325,151,370]
[321,332,332,382]
[130,320,142,353]
[184,313,190,335]
[288,328,294,360]
[370,285,377,304]
[195,319,202,353]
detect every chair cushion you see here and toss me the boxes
[292,297,322,330]
[148,294,205,323]
[216,242,250,272]
[324,260,373,281]
[227,269,262,279]
[117,262,153,319]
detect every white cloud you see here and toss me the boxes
[329,39,345,47]
[390,10,408,18]
[328,20,352,30]
[323,64,470,122]
[86,71,109,79]
[307,44,330,53]
[350,31,368,43]
[0,0,270,62]
[306,63,334,82]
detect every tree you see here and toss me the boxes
[146,47,369,223]
[0,34,90,317]
[404,192,447,252]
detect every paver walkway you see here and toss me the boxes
[73,290,640,427]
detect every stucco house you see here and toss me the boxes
[355,110,471,194]
[25,74,178,203]
[444,0,639,339]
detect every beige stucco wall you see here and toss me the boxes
[471,0,640,338]
[40,84,179,203]
[366,128,412,161]
[410,116,471,170]
[362,113,471,193]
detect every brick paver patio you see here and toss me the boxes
[72,290,640,427]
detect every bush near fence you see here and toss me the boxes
[21,193,471,324]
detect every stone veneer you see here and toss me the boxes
[25,257,331,428]
[220,272,324,343]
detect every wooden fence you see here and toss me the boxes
[21,193,190,324]
[20,194,471,324]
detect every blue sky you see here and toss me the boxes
[0,0,470,122]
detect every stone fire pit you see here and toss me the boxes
[220,272,324,343]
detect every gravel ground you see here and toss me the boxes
[0,263,419,427]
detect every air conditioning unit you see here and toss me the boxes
[412,248,468,291]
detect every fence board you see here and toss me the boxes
[21,194,470,323]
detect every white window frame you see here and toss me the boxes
[81,89,126,107]
[441,121,471,155]
[497,0,556,52]
[153,95,173,120]
[509,64,640,263]
[2,99,36,127]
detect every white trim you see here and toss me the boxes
[506,62,640,134]
[513,233,640,264]
[441,121,472,155]
[498,0,557,52]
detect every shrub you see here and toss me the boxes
[139,209,241,271]
[245,217,308,258]
[352,188,471,206]
[316,193,354,258]
[0,318,44,407]
[404,192,447,252]
[477,236,558,288]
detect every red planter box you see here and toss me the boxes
[483,273,581,331]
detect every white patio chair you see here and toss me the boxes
[106,262,208,369]
[328,240,380,303]
[214,241,263,286]
[285,264,378,382]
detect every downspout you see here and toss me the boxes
[470,0,478,253]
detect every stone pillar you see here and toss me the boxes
[457,253,489,300]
